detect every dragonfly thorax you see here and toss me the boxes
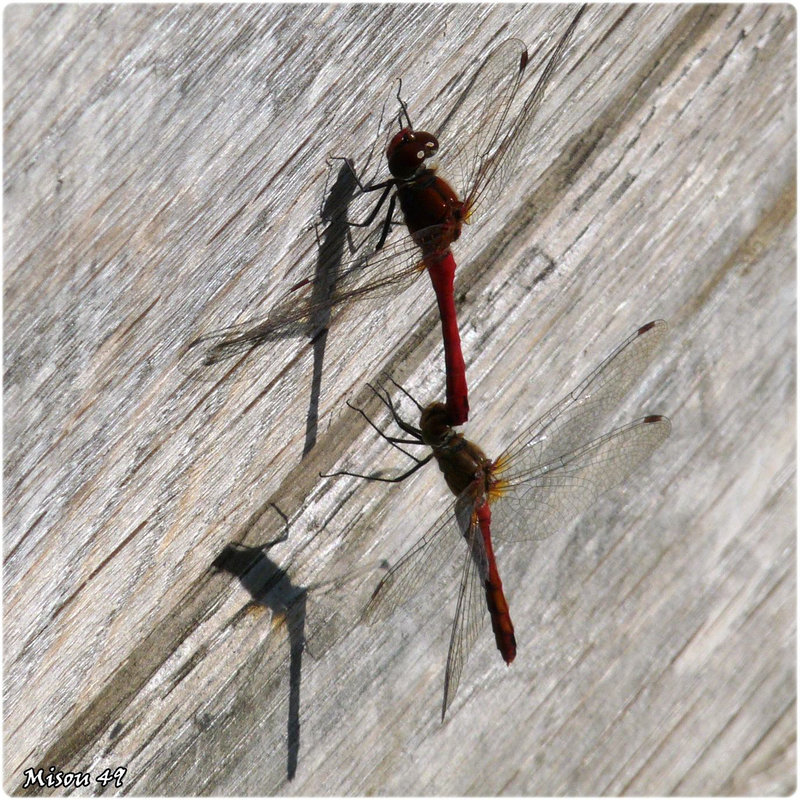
[420,402,492,498]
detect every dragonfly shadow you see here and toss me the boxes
[178,161,362,414]
[211,495,390,779]
[212,541,306,782]
[303,161,359,456]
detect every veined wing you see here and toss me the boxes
[364,491,493,717]
[495,320,667,478]
[178,227,443,382]
[491,415,671,542]
[362,490,477,626]
[442,496,490,717]
[444,7,586,225]
[433,38,527,212]
[465,6,586,219]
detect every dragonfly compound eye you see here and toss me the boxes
[387,129,439,179]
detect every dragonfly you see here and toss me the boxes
[331,320,671,717]
[180,7,586,426]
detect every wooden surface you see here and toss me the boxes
[4,4,795,795]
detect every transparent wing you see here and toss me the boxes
[362,489,477,625]
[463,6,585,221]
[442,498,490,717]
[433,39,527,211]
[177,227,446,382]
[439,7,585,225]
[491,415,671,542]
[495,320,667,477]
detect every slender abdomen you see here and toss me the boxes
[476,503,516,664]
[423,253,469,425]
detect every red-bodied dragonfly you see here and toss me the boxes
[181,8,586,426]
[329,320,670,717]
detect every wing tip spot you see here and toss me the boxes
[638,318,668,336]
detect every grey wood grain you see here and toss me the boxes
[4,4,795,795]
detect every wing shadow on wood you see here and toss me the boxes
[212,541,307,782]
[179,160,359,433]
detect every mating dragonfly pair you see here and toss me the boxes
[182,7,671,718]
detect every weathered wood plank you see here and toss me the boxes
[4,4,795,795]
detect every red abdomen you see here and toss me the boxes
[476,503,516,664]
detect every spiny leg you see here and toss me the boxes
[366,381,422,440]
[321,452,433,483]
[320,384,430,481]
[386,376,424,411]
[328,156,398,242]
[346,398,422,457]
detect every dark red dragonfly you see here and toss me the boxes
[338,321,670,716]
[181,8,586,426]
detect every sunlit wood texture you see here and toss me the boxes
[5,4,794,795]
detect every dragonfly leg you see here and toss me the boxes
[329,158,400,248]
[321,452,433,483]
[373,192,397,251]
[385,377,424,412]
[320,383,432,481]
[331,156,395,199]
[395,77,413,129]
[349,184,395,230]
[345,398,423,458]
[365,382,422,440]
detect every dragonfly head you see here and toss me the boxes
[387,128,439,180]
[419,401,455,449]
